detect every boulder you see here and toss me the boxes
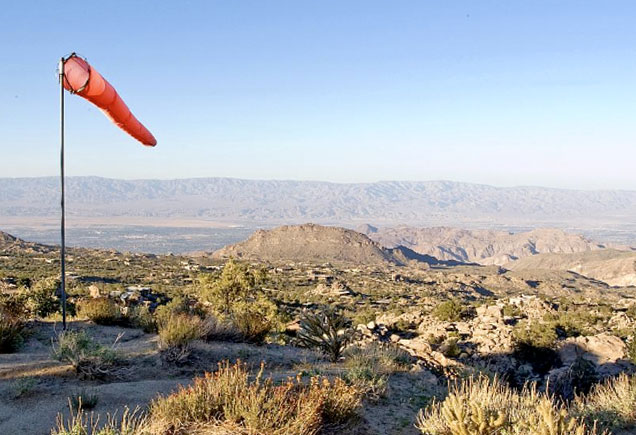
[558,333,631,376]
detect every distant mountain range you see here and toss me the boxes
[2,177,635,229]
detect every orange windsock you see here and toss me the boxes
[61,54,157,146]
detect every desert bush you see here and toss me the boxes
[52,404,145,435]
[198,258,267,314]
[78,297,122,325]
[416,375,604,435]
[147,360,361,434]
[502,303,523,318]
[512,320,561,375]
[345,342,413,373]
[26,277,61,318]
[297,307,354,362]
[51,330,118,379]
[343,343,410,400]
[626,304,636,321]
[157,313,204,363]
[0,309,25,353]
[439,337,462,358]
[432,299,468,322]
[198,260,279,343]
[153,295,196,326]
[69,389,99,411]
[12,377,37,399]
[229,297,278,344]
[546,308,599,338]
[127,305,157,333]
[574,373,636,432]
[0,293,29,318]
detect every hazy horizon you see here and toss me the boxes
[2,174,636,193]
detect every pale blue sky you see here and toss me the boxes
[1,1,635,189]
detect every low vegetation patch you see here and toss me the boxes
[344,343,412,400]
[432,299,472,322]
[512,320,561,375]
[53,360,362,435]
[78,297,122,325]
[51,329,119,379]
[157,313,205,363]
[148,360,361,434]
[0,309,26,353]
[573,373,636,432]
[416,375,604,435]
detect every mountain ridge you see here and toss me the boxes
[2,177,635,231]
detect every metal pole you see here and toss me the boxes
[59,58,67,330]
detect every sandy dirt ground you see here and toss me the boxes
[0,321,438,434]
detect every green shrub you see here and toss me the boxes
[154,295,194,326]
[297,307,354,362]
[229,297,278,344]
[512,320,561,375]
[625,304,636,320]
[26,277,61,318]
[127,305,157,333]
[198,259,267,314]
[432,299,467,322]
[502,303,522,318]
[51,330,118,379]
[0,310,25,353]
[627,333,636,364]
[440,337,462,358]
[78,298,122,325]
[200,314,242,342]
[12,377,37,399]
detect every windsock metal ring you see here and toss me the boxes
[61,53,157,146]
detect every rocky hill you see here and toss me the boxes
[506,249,636,287]
[212,223,433,266]
[0,230,55,254]
[359,226,612,266]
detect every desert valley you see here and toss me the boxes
[2,221,636,434]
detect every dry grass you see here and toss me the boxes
[147,360,361,434]
[157,313,204,363]
[416,375,605,435]
[344,342,413,400]
[52,360,362,434]
[52,402,145,435]
[573,373,636,432]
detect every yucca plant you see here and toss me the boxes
[297,307,354,362]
